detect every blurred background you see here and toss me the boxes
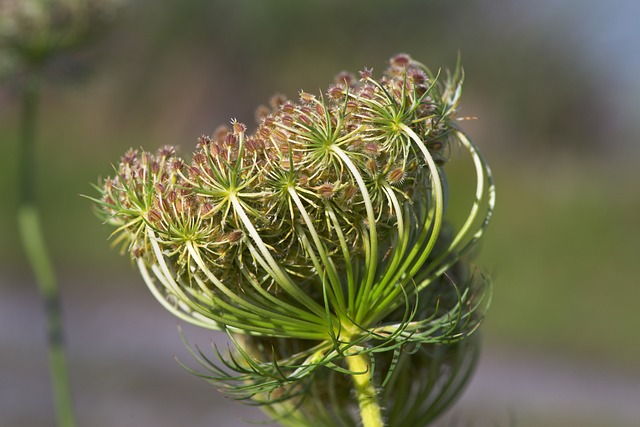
[1,0,639,426]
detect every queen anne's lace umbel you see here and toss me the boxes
[93,54,494,426]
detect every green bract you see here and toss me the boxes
[93,54,494,426]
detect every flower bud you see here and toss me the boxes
[390,53,411,68]
[334,71,356,86]
[225,230,244,244]
[359,67,373,80]
[387,166,406,185]
[232,120,247,136]
[269,93,287,110]
[315,183,335,199]
[193,152,206,165]
[327,84,345,100]
[254,105,271,122]
[299,91,316,103]
[147,209,163,224]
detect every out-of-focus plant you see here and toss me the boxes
[0,0,121,73]
[92,54,494,427]
[1,1,122,426]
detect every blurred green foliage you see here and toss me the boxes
[480,157,640,365]
[1,0,638,391]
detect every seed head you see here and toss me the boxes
[92,55,495,414]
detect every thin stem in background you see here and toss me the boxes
[17,67,77,427]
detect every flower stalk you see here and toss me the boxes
[346,351,384,427]
[3,2,124,426]
[17,66,77,427]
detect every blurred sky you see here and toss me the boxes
[562,3,636,89]
[553,0,640,96]
[536,0,640,143]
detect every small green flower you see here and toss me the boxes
[92,54,494,427]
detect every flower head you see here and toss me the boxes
[92,54,495,421]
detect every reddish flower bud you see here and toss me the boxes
[299,91,316,103]
[226,230,244,244]
[429,141,444,150]
[254,105,271,122]
[298,113,312,126]
[158,145,176,158]
[210,142,221,157]
[132,245,145,259]
[359,67,373,80]
[409,69,427,85]
[363,142,380,157]
[315,182,335,199]
[281,115,295,126]
[281,101,296,115]
[193,152,206,165]
[213,125,230,142]
[366,159,378,175]
[342,183,357,202]
[327,84,345,100]
[272,129,288,143]
[257,125,272,140]
[147,209,163,224]
[166,190,177,204]
[269,93,287,110]
[391,53,411,67]
[188,166,201,178]
[387,167,406,184]
[121,149,138,166]
[200,202,214,217]
[171,158,184,173]
[232,120,247,135]
[224,133,237,147]
[334,71,355,86]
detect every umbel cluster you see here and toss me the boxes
[94,54,494,426]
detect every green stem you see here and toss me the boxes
[17,67,77,427]
[346,352,384,427]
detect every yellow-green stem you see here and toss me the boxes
[17,67,77,427]
[346,352,384,427]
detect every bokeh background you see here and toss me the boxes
[2,1,639,426]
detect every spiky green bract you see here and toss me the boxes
[93,54,494,425]
[256,335,481,427]
[182,252,487,427]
